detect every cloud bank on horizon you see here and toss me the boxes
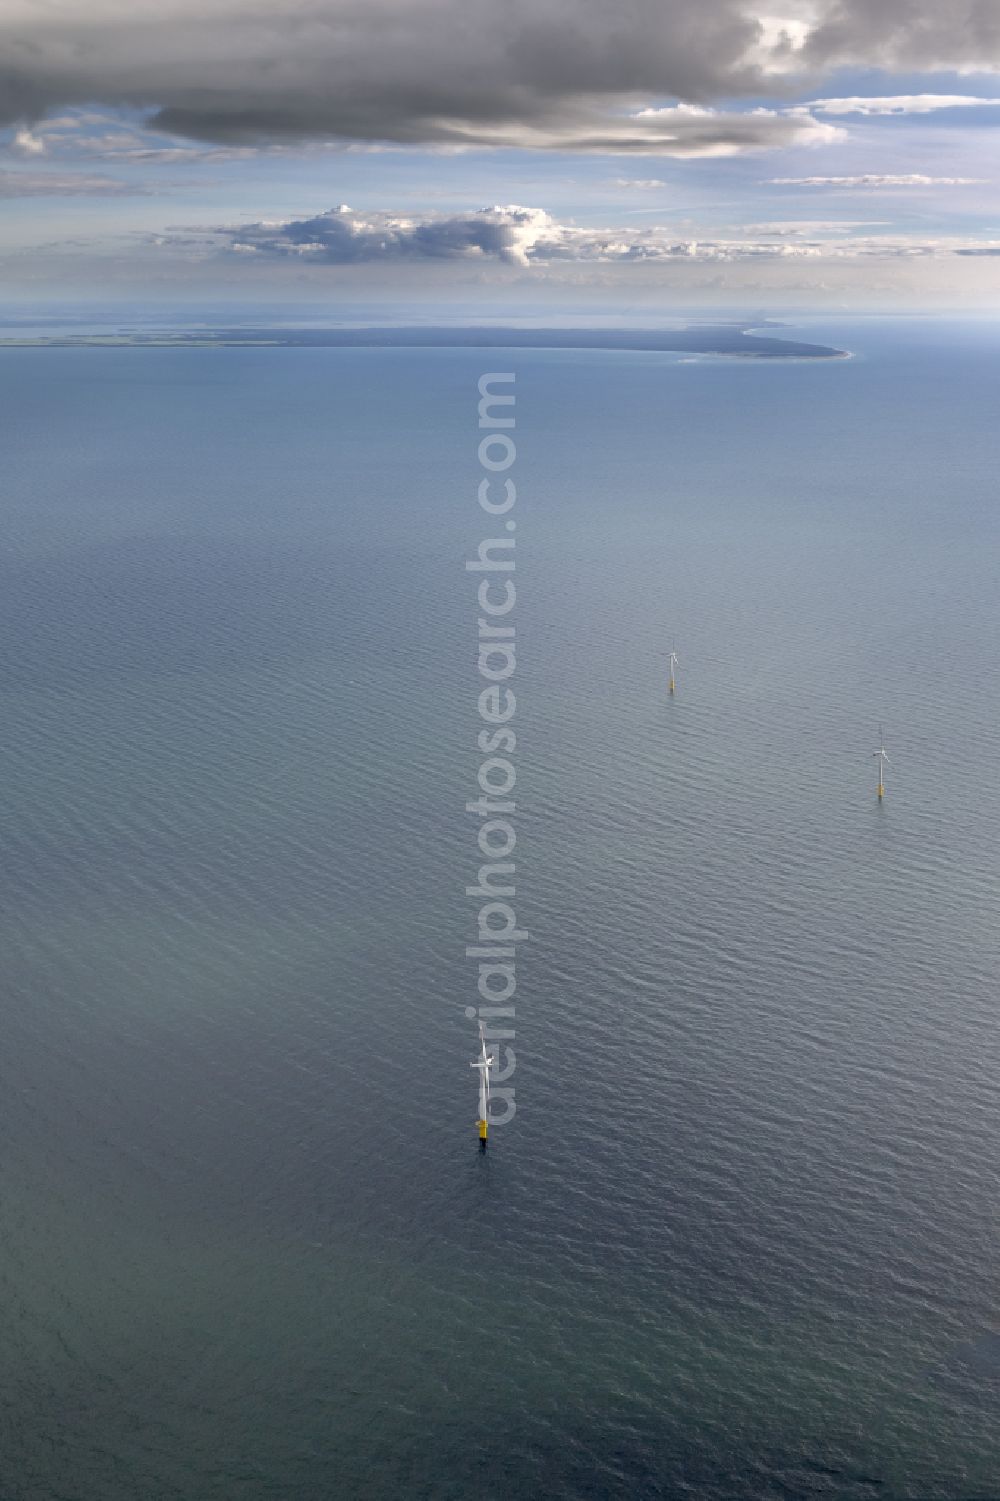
[1,0,999,304]
[221,202,1000,267]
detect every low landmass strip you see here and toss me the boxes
[0,323,848,358]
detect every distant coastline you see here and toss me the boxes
[0,323,849,359]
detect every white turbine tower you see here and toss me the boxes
[668,650,679,696]
[873,726,891,802]
[471,1022,492,1150]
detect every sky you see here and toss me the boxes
[2,0,1000,313]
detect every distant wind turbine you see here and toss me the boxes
[471,1021,492,1151]
[668,651,679,696]
[873,727,891,802]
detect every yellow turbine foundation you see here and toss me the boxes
[478,1118,488,1141]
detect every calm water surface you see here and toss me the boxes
[1,321,999,1499]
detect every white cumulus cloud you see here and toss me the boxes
[767,174,985,187]
[12,126,45,154]
[611,178,669,190]
[809,94,1000,115]
[227,204,559,267]
[0,167,145,195]
[212,201,1000,266]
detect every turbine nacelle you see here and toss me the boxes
[667,649,679,695]
[471,1038,492,1111]
[873,731,890,765]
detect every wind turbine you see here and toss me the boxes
[873,726,891,802]
[471,1022,492,1150]
[668,651,679,696]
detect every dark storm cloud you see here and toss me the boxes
[801,0,1000,73]
[0,1,998,151]
[0,0,763,145]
